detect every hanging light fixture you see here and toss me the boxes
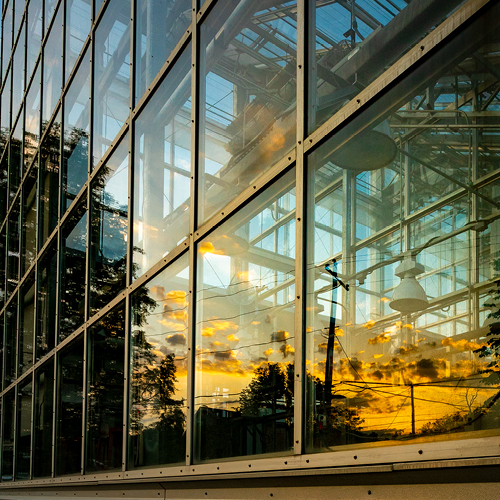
[389,258,428,313]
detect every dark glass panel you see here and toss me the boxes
[129,255,188,469]
[11,22,25,123]
[22,168,37,273]
[15,378,32,480]
[92,0,130,167]
[198,0,297,225]
[36,244,57,360]
[27,0,42,78]
[0,229,5,310]
[4,297,17,386]
[0,154,7,224]
[59,202,87,340]
[90,136,128,315]
[19,276,35,374]
[39,111,61,249]
[6,199,20,296]
[24,64,41,168]
[0,314,4,390]
[65,0,91,83]
[42,4,62,126]
[87,303,124,472]
[63,49,89,211]
[132,47,191,278]
[134,0,190,104]
[9,115,22,204]
[34,360,54,478]
[56,338,83,476]
[195,168,296,461]
[1,390,15,481]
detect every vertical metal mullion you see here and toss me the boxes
[51,349,58,478]
[186,0,198,467]
[12,375,18,480]
[293,0,305,457]
[122,0,135,474]
[28,371,34,479]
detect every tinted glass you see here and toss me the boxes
[92,0,130,167]
[63,49,89,211]
[90,136,128,315]
[4,297,17,385]
[59,203,87,340]
[2,3,13,80]
[6,199,20,296]
[129,254,188,468]
[24,64,41,167]
[87,303,125,471]
[36,244,57,360]
[195,168,296,461]
[22,170,37,273]
[11,23,25,122]
[133,47,191,278]
[56,338,83,475]
[1,390,15,481]
[39,112,61,248]
[42,5,62,126]
[34,360,54,478]
[19,276,35,373]
[15,379,32,480]
[198,0,297,225]
[134,0,190,104]
[65,0,91,83]
[27,0,42,78]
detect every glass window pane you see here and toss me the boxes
[65,0,91,83]
[9,115,22,204]
[27,0,42,78]
[12,22,25,122]
[34,360,54,478]
[0,154,8,224]
[92,0,130,167]
[129,254,188,469]
[2,3,13,81]
[39,111,61,248]
[1,67,12,151]
[198,0,297,225]
[134,0,190,104]
[60,202,87,341]
[195,168,296,461]
[6,199,20,296]
[42,4,62,125]
[19,276,35,373]
[305,22,500,454]
[4,296,17,386]
[25,64,41,168]
[45,0,58,34]
[63,49,89,211]
[133,47,190,279]
[0,314,3,390]
[36,243,57,360]
[90,136,128,315]
[22,169,37,273]
[56,338,83,476]
[307,0,468,134]
[0,229,5,310]
[15,378,32,480]
[1,390,15,481]
[87,303,124,472]
[13,0,24,36]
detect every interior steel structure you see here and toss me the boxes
[0,0,499,498]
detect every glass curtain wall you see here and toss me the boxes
[0,0,498,485]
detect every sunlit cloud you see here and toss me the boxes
[166,333,187,346]
[441,338,484,352]
[271,330,289,342]
[279,344,295,358]
[368,332,391,345]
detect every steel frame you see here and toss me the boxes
[0,0,498,490]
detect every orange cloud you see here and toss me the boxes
[368,333,391,345]
[441,338,484,352]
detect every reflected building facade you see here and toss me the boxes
[0,0,500,497]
